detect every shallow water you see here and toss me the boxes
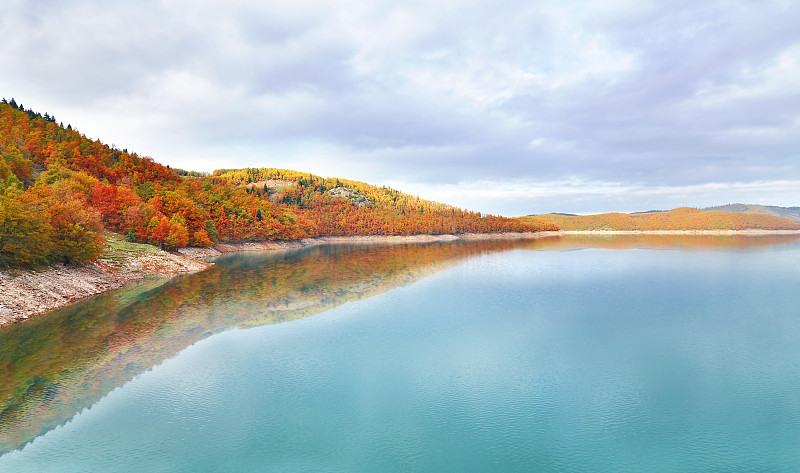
[2,235,800,472]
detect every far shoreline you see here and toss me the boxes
[561,229,800,236]
[178,231,563,258]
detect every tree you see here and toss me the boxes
[0,191,53,266]
[47,198,104,263]
[2,145,34,182]
[164,215,189,249]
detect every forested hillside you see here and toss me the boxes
[213,168,557,237]
[531,207,800,231]
[0,99,553,267]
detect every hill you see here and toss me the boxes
[0,99,554,268]
[528,207,800,231]
[212,168,556,237]
[704,204,800,222]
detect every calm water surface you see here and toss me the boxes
[2,235,800,472]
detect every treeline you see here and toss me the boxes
[0,100,553,267]
[531,207,800,231]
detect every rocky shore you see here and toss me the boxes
[0,241,211,327]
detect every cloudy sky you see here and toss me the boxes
[2,0,799,215]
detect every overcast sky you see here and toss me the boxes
[2,0,799,215]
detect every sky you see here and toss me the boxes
[2,0,799,216]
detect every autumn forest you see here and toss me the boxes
[0,100,555,267]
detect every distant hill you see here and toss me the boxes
[704,204,800,222]
[528,207,800,231]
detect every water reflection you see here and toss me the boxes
[0,233,797,453]
[542,233,800,251]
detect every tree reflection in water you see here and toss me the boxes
[1,233,797,453]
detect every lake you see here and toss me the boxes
[2,234,800,472]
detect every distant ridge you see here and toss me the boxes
[526,207,800,231]
[704,204,800,222]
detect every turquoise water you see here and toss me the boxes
[2,236,800,471]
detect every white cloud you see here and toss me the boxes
[691,44,800,107]
[387,178,800,216]
[2,0,800,214]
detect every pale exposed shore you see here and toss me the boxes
[0,249,211,328]
[179,231,562,258]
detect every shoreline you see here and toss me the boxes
[0,248,212,328]
[178,231,562,258]
[0,231,558,328]
[2,228,798,328]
